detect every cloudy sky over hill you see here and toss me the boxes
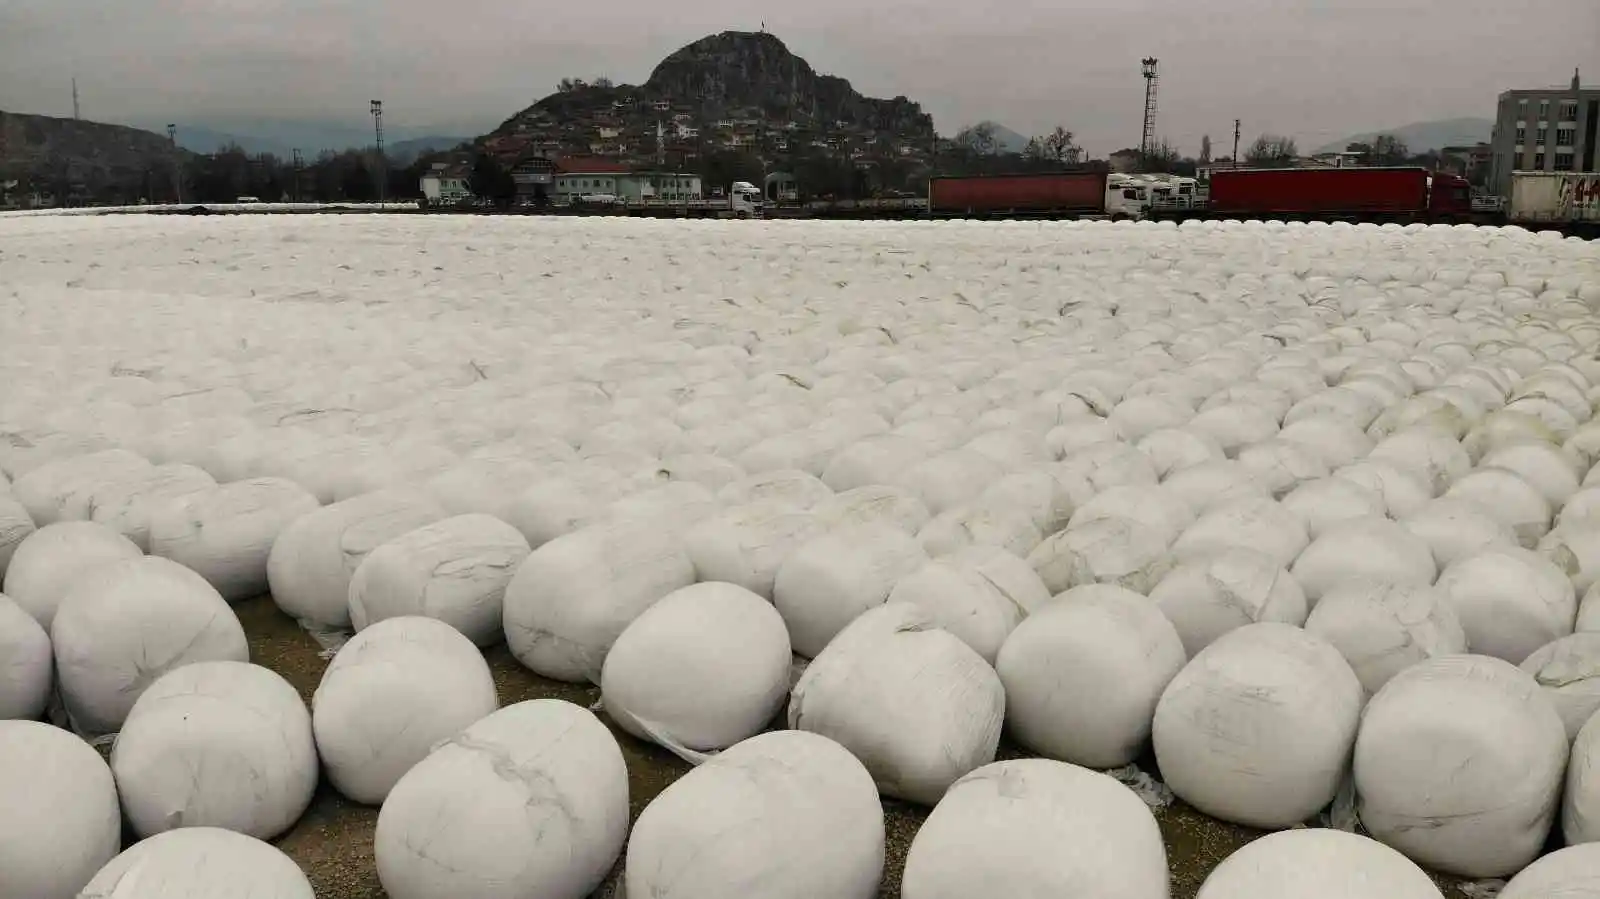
[1,0,1595,155]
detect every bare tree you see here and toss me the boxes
[1245,134,1299,168]
[1041,126,1080,164]
[1140,139,1181,173]
[1200,134,1212,164]
[955,121,1000,156]
[1370,133,1410,165]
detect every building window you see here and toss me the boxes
[1534,152,1546,170]
[1560,101,1579,121]
[1536,126,1548,145]
[1555,153,1575,171]
[1557,128,1576,146]
[1516,124,1527,143]
[1540,99,1550,119]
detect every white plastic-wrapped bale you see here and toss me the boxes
[1542,526,1600,595]
[899,448,1008,515]
[1401,497,1518,568]
[1149,549,1308,658]
[979,468,1093,536]
[1277,416,1376,470]
[657,452,746,492]
[1162,460,1271,515]
[1522,633,1600,741]
[111,661,315,839]
[1027,516,1174,596]
[52,556,249,737]
[1499,843,1600,899]
[601,582,791,760]
[1289,516,1438,611]
[501,467,626,548]
[789,602,1004,805]
[77,827,314,899]
[1194,828,1444,899]
[885,546,1051,664]
[0,593,51,719]
[1446,467,1553,548]
[1355,655,1567,878]
[813,484,932,534]
[374,699,628,899]
[1462,410,1559,463]
[1135,427,1224,477]
[148,477,321,602]
[1483,440,1584,507]
[997,585,1186,768]
[267,488,450,632]
[623,730,884,899]
[717,468,833,510]
[821,434,934,493]
[0,493,35,578]
[0,720,120,899]
[1303,582,1468,695]
[1567,714,1600,845]
[1367,426,1472,497]
[312,615,498,804]
[1332,460,1434,518]
[4,520,142,629]
[1153,622,1363,829]
[1170,496,1308,569]
[1067,484,1195,547]
[84,463,217,550]
[901,759,1168,899]
[1236,437,1331,498]
[11,448,152,526]
[1185,404,1280,459]
[916,501,1043,559]
[1435,546,1576,663]
[684,502,826,601]
[606,480,720,532]
[347,513,530,646]
[504,518,696,683]
[1057,440,1160,493]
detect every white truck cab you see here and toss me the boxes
[1105,174,1150,220]
[729,181,764,218]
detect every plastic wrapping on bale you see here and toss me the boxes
[601,582,791,761]
[1170,496,1308,569]
[1195,828,1444,899]
[84,462,217,550]
[1500,843,1600,899]
[1289,516,1437,611]
[312,616,498,805]
[1149,549,1308,658]
[375,700,629,899]
[267,488,450,633]
[1356,655,1568,878]
[1068,484,1195,548]
[885,546,1051,664]
[1153,622,1363,829]
[111,661,316,840]
[0,593,51,719]
[789,602,1004,806]
[52,556,249,738]
[773,522,928,658]
[0,493,35,579]
[1569,715,1600,846]
[606,480,721,531]
[3,520,142,629]
[917,501,1043,559]
[900,448,1008,515]
[717,468,833,510]
[77,827,314,899]
[1367,426,1472,497]
[501,467,626,548]
[1162,460,1272,515]
[0,720,121,899]
[684,502,827,601]
[348,513,530,646]
[1446,467,1553,548]
[1332,460,1434,517]
[1435,546,1576,663]
[504,518,696,683]
[1483,440,1583,507]
[813,484,932,534]
[1027,516,1174,596]
[901,759,1169,899]
[997,585,1186,768]
[1304,582,1467,695]
[1522,632,1600,741]
[148,477,321,602]
[11,448,152,526]
[623,730,884,899]
[1401,497,1519,568]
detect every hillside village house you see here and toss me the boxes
[419,162,472,204]
[510,155,703,204]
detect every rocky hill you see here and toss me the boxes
[0,110,184,203]
[487,31,935,166]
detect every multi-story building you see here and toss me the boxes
[1489,68,1598,196]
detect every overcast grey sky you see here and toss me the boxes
[2,0,1596,155]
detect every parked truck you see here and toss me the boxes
[1194,166,1473,222]
[1506,172,1600,238]
[928,172,1149,220]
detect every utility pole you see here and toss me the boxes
[72,78,80,120]
[292,148,304,203]
[1140,58,1160,162]
[1233,119,1241,169]
[167,124,182,204]
[370,100,385,206]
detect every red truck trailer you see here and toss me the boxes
[928,172,1146,219]
[1202,167,1472,222]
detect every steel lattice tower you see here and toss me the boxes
[1140,58,1159,157]
[370,100,385,206]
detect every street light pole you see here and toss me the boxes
[167,124,182,204]
[370,100,385,207]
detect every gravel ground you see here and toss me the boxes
[236,595,1475,898]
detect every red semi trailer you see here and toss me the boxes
[1201,167,1472,222]
[928,172,1149,219]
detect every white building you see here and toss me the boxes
[420,163,472,204]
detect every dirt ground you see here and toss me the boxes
[236,595,1475,898]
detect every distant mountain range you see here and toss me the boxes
[988,123,1030,153]
[124,119,472,161]
[1317,117,1494,154]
